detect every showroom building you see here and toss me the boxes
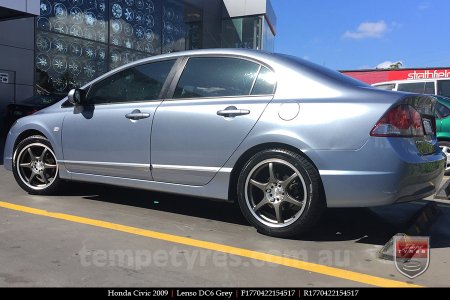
[0,0,276,117]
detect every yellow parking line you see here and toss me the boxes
[0,201,420,287]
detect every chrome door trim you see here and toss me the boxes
[152,164,232,173]
[60,160,150,172]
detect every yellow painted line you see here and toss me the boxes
[0,201,420,287]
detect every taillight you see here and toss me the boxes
[370,104,424,137]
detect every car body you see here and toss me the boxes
[3,49,446,237]
[372,78,450,98]
[2,93,65,134]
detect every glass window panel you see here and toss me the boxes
[109,46,149,70]
[174,57,260,99]
[37,0,108,43]
[222,16,262,50]
[35,32,108,94]
[438,80,450,98]
[398,82,433,94]
[87,59,175,104]
[162,0,202,53]
[252,66,276,95]
[110,0,162,56]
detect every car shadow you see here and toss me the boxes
[55,181,450,248]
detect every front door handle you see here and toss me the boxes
[125,109,151,120]
[217,106,250,117]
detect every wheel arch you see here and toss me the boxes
[14,129,48,150]
[227,142,326,203]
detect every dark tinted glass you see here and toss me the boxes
[398,82,435,94]
[424,82,435,94]
[251,66,276,95]
[87,59,175,104]
[173,57,260,99]
[436,102,450,118]
[438,80,450,98]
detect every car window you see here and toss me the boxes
[251,66,276,95]
[87,60,175,105]
[438,80,450,98]
[373,84,396,90]
[397,82,435,94]
[436,102,450,119]
[173,57,260,99]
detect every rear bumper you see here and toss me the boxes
[308,137,445,207]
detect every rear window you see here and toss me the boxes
[397,82,435,94]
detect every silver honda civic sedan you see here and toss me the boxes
[3,49,445,237]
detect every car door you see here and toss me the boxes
[62,59,176,180]
[151,56,276,185]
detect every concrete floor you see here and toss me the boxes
[0,156,449,287]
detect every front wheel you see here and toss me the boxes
[237,149,325,238]
[13,135,62,195]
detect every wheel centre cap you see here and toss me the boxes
[33,161,44,172]
[267,184,284,202]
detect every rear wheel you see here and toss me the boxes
[438,141,450,175]
[13,135,62,195]
[237,149,325,238]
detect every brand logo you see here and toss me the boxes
[394,236,430,279]
[407,70,450,79]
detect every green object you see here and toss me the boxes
[435,96,450,140]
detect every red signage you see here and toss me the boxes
[342,68,450,84]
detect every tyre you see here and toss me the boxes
[13,135,62,195]
[237,149,325,238]
[438,141,450,175]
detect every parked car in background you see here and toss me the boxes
[3,49,445,238]
[372,78,450,97]
[434,95,450,174]
[2,93,65,134]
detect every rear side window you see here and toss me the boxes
[438,80,450,98]
[251,66,276,95]
[436,102,450,118]
[87,59,175,104]
[397,82,435,94]
[173,57,260,99]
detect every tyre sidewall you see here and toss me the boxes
[12,135,61,195]
[237,149,322,238]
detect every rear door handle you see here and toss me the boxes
[125,109,151,120]
[217,106,250,117]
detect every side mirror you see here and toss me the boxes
[67,89,86,106]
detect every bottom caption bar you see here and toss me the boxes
[2,288,435,297]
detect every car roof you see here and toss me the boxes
[81,48,368,91]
